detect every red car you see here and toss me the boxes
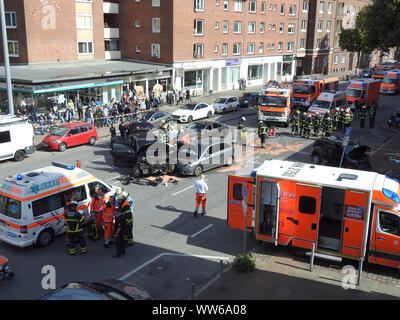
[41,123,98,152]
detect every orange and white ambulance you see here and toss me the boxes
[227,160,400,269]
[0,162,117,247]
[381,69,400,94]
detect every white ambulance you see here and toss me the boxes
[0,162,117,247]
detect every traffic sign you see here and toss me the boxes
[345,127,352,137]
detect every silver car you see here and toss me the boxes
[212,96,240,114]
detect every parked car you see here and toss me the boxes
[239,92,260,108]
[140,111,172,127]
[176,140,234,176]
[359,68,375,78]
[41,123,98,152]
[212,96,240,113]
[311,136,371,170]
[178,120,230,145]
[388,108,400,127]
[40,279,152,300]
[172,103,214,123]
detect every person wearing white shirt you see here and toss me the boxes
[194,174,208,217]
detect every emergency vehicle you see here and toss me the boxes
[372,62,400,81]
[227,160,400,269]
[346,78,380,109]
[258,82,292,127]
[292,75,339,110]
[0,162,117,248]
[380,69,400,94]
[307,91,347,117]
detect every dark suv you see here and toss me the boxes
[239,92,260,108]
[311,137,371,170]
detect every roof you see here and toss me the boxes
[0,60,172,84]
[316,91,345,100]
[253,160,379,192]
[349,78,380,84]
[0,115,29,126]
[262,88,291,96]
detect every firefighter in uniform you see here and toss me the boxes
[369,105,376,129]
[102,195,116,248]
[258,121,268,148]
[237,117,246,145]
[303,114,312,138]
[360,105,367,128]
[322,115,333,137]
[298,112,306,137]
[64,201,88,255]
[343,107,353,133]
[113,205,126,258]
[90,186,104,240]
[338,108,345,131]
[159,120,169,143]
[117,192,134,246]
[290,110,300,136]
[312,112,322,137]
[332,107,340,130]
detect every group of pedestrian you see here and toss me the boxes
[238,78,247,90]
[64,186,134,258]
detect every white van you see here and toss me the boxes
[0,162,117,247]
[0,115,35,161]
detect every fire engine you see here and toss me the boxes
[292,75,339,110]
[346,78,380,109]
[381,69,400,94]
[227,160,400,269]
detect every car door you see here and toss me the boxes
[66,127,81,147]
[200,145,219,170]
[195,104,206,119]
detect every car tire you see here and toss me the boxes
[89,136,96,145]
[222,108,226,114]
[132,165,142,178]
[188,116,193,123]
[14,150,25,162]
[58,142,67,152]
[312,153,322,165]
[225,156,233,166]
[193,165,203,177]
[37,229,54,248]
[207,111,212,118]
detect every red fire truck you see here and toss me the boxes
[346,78,380,109]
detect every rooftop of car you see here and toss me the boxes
[58,122,92,128]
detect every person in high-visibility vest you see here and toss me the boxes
[117,191,134,246]
[343,107,353,133]
[302,114,312,139]
[64,201,88,255]
[332,107,340,131]
[90,186,104,238]
[299,112,307,137]
[237,117,246,145]
[338,108,345,131]
[360,105,367,128]
[290,110,300,136]
[258,121,268,148]
[102,195,116,248]
[312,112,322,137]
[322,115,333,137]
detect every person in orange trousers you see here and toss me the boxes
[194,174,208,217]
[102,195,116,248]
[90,186,104,234]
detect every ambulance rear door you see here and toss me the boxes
[292,184,321,249]
[227,175,255,231]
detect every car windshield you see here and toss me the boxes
[214,98,227,104]
[187,123,207,131]
[346,88,362,98]
[293,84,310,94]
[242,93,252,99]
[261,96,287,107]
[181,104,196,110]
[143,112,156,120]
[374,68,386,75]
[310,100,332,109]
[382,77,398,85]
[51,126,70,136]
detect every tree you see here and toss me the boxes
[338,28,369,70]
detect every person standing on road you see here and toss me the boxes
[113,206,126,258]
[194,174,208,217]
[360,105,367,128]
[338,108,345,131]
[110,123,116,138]
[369,105,376,129]
[343,107,353,133]
[332,107,340,131]
[67,99,75,122]
[64,201,88,256]
[312,112,322,137]
[119,121,126,138]
[322,115,333,137]
[258,121,268,148]
[102,195,116,248]
[90,186,104,240]
[237,117,246,145]
[290,110,300,136]
[117,192,134,246]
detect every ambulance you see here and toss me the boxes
[0,162,117,248]
[307,91,347,117]
[227,160,400,269]
[346,78,380,109]
[380,69,400,94]
[292,75,339,110]
[372,61,400,81]
[258,83,292,127]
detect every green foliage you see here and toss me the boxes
[233,254,256,273]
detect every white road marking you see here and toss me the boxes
[172,185,194,196]
[83,157,104,165]
[190,224,213,238]
[119,252,229,281]
[106,175,121,182]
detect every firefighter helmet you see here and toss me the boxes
[296,110,300,114]
[69,201,78,208]
[346,107,350,112]
[259,121,263,125]
[241,117,246,121]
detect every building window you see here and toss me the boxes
[334,36,340,48]
[234,21,242,33]
[269,4,273,11]
[261,2,266,13]
[184,70,203,88]
[233,43,241,55]
[272,24,276,31]
[300,38,306,49]
[105,39,119,51]
[234,0,242,12]
[280,4,285,15]
[334,54,338,64]
[222,43,228,56]
[273,4,277,11]
[287,42,294,52]
[195,0,204,11]
[248,64,263,80]
[135,45,141,53]
[8,41,19,57]
[152,18,161,33]
[247,43,255,55]
[5,12,17,28]
[194,19,204,35]
[289,5,296,16]
[271,43,275,50]
[279,23,284,34]
[249,1,256,13]
[327,2,332,14]
[76,14,93,29]
[223,0,229,10]
[278,42,283,52]
[78,41,93,55]
[215,22,219,29]
[316,39,322,49]
[152,0,160,6]
[337,2,344,15]
[223,21,229,33]
[248,22,256,34]
[288,24,295,34]
[267,43,271,50]
[301,20,307,31]
[342,55,346,64]
[318,20,323,32]
[151,43,160,58]
[135,20,141,28]
[303,0,308,12]
[216,0,220,5]
[193,44,204,58]
[260,22,265,33]
[259,42,264,53]
[268,24,272,31]
[214,45,219,53]
[326,21,331,32]
[319,1,325,14]
[336,20,342,32]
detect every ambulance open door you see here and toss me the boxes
[227,175,254,231]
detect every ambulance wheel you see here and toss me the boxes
[37,229,54,248]
[58,142,67,152]
[225,156,233,166]
[193,165,203,177]
[89,136,96,145]
[14,150,25,162]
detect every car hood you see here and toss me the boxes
[347,145,370,157]
[96,279,152,300]
[308,106,328,114]
[42,135,59,143]
[172,109,192,116]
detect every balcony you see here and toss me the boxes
[104,27,119,39]
[103,1,119,14]
[105,51,121,60]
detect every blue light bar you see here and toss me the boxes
[16,175,23,180]
[52,162,76,170]
[382,188,400,204]
[250,170,257,178]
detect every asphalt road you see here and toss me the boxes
[0,90,399,300]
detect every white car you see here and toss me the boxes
[212,96,240,114]
[171,103,214,123]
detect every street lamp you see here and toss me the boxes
[0,0,13,115]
